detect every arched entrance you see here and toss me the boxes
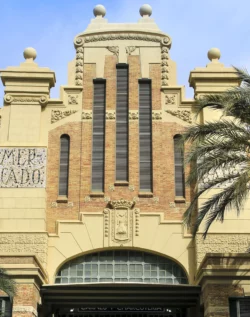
[41,250,201,317]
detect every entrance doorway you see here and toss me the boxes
[55,307,186,317]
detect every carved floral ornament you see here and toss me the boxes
[129,111,139,120]
[74,33,171,47]
[82,111,93,120]
[165,109,192,124]
[68,94,79,105]
[51,109,78,123]
[152,111,162,120]
[126,46,137,55]
[106,111,116,120]
[106,46,119,58]
[165,94,176,105]
[4,94,48,106]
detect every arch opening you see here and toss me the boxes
[55,250,188,285]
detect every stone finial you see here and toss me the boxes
[23,47,37,61]
[139,4,152,17]
[207,48,221,62]
[93,4,106,17]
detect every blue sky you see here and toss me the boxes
[1,0,250,104]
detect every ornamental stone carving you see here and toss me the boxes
[106,111,116,120]
[4,94,48,105]
[126,46,137,55]
[104,199,140,246]
[68,94,79,105]
[165,94,176,105]
[13,306,38,317]
[165,109,192,123]
[51,110,78,123]
[75,47,84,86]
[152,111,162,120]
[0,233,48,265]
[74,37,84,47]
[4,94,13,104]
[82,33,171,48]
[106,46,119,58]
[161,47,169,86]
[82,111,92,120]
[129,111,139,120]
[0,148,47,188]
[108,185,115,192]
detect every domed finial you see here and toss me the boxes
[207,48,221,62]
[93,4,106,17]
[23,47,37,61]
[139,4,152,17]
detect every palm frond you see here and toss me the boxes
[0,268,16,297]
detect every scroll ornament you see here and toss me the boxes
[51,110,78,123]
[165,109,192,123]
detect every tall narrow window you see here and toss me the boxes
[139,79,152,192]
[92,79,106,192]
[116,64,129,182]
[174,135,185,197]
[59,134,70,196]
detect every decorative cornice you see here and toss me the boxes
[109,199,135,210]
[129,111,139,120]
[152,111,162,120]
[161,46,169,86]
[78,33,171,48]
[106,46,119,58]
[51,109,78,124]
[165,109,192,123]
[126,46,137,55]
[82,111,93,120]
[75,47,84,86]
[106,111,116,120]
[4,94,48,105]
[68,94,79,105]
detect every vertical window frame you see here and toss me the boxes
[58,134,70,198]
[91,78,106,193]
[115,64,129,183]
[174,134,185,199]
[139,79,153,193]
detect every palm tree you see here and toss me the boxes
[0,267,16,316]
[183,68,250,238]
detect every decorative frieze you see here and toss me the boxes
[51,109,78,123]
[0,148,46,188]
[152,111,162,120]
[126,46,137,55]
[0,233,48,265]
[13,306,38,316]
[75,47,84,86]
[68,94,79,105]
[161,47,169,86]
[106,46,119,58]
[129,111,139,120]
[165,94,176,105]
[82,33,171,48]
[82,111,93,120]
[165,109,192,123]
[106,111,116,120]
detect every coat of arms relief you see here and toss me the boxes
[103,199,140,247]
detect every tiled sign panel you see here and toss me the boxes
[0,148,47,188]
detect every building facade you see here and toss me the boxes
[0,4,250,317]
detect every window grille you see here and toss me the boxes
[55,250,188,285]
[139,80,152,192]
[116,64,129,181]
[59,135,70,196]
[0,297,11,317]
[174,135,185,197]
[92,79,106,192]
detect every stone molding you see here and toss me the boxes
[106,111,116,120]
[161,47,169,86]
[82,111,93,120]
[129,111,139,120]
[152,111,162,120]
[74,33,171,48]
[13,306,38,316]
[51,109,78,123]
[75,46,84,86]
[106,46,119,58]
[165,109,192,123]
[4,94,48,106]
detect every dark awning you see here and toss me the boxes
[41,283,201,309]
